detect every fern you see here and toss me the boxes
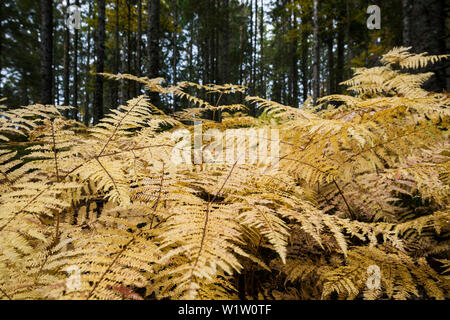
[0,48,448,300]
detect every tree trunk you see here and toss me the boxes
[127,2,132,99]
[409,0,447,92]
[327,35,335,95]
[63,0,70,110]
[336,8,344,93]
[312,0,319,105]
[239,25,244,86]
[402,0,411,47]
[172,0,178,111]
[40,0,53,105]
[93,0,105,125]
[137,0,143,93]
[290,4,299,108]
[84,1,92,126]
[253,0,258,95]
[188,21,193,82]
[0,6,2,93]
[259,0,265,98]
[111,0,119,109]
[300,9,309,104]
[249,0,253,94]
[345,0,351,79]
[147,0,160,105]
[120,38,127,105]
[73,0,79,120]
[221,0,230,85]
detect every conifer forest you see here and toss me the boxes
[0,0,449,301]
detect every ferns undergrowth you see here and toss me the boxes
[0,47,449,300]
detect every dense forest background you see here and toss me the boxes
[0,0,448,122]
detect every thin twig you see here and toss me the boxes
[150,162,165,229]
[0,287,12,300]
[95,157,122,203]
[50,119,60,182]
[333,179,356,220]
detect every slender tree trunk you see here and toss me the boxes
[212,4,217,84]
[0,6,2,94]
[259,0,265,98]
[111,0,119,108]
[402,0,411,47]
[127,2,132,99]
[52,7,57,106]
[84,1,92,126]
[188,21,193,82]
[312,0,319,105]
[202,36,209,85]
[172,0,178,111]
[239,25,244,86]
[137,0,143,93]
[73,0,79,120]
[327,35,335,95]
[40,0,53,105]
[345,0,351,79]
[336,9,344,93]
[291,4,299,108]
[93,0,105,125]
[300,10,309,104]
[147,0,160,105]
[272,12,282,104]
[63,0,70,110]
[210,28,214,85]
[253,0,258,95]
[249,0,253,94]
[0,10,6,98]
[409,0,447,91]
[214,1,219,85]
[221,0,230,85]
[120,38,127,105]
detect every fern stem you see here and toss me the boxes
[50,119,60,182]
[95,157,122,203]
[86,235,137,300]
[50,120,61,244]
[98,96,145,157]
[150,162,165,229]
[188,160,239,291]
[213,92,224,121]
[54,214,60,245]
[333,179,356,220]
[0,287,11,300]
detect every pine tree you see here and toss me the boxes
[40,0,54,104]
[93,0,106,124]
[312,0,319,105]
[147,0,160,105]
